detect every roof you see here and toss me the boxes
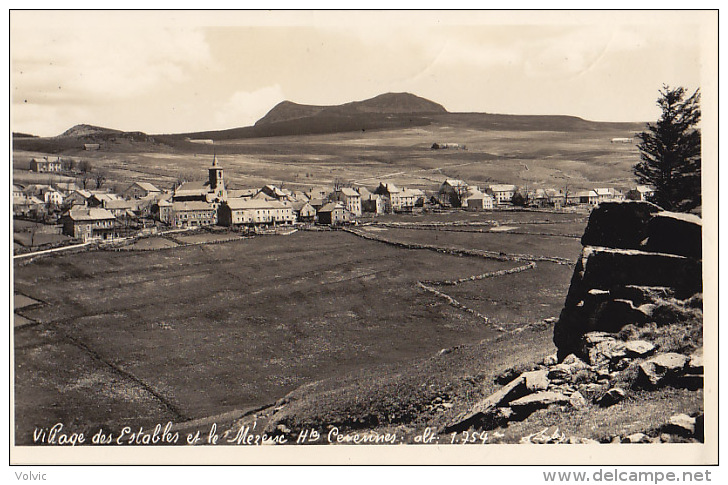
[594,188,617,196]
[228,189,258,198]
[356,187,373,198]
[636,185,654,193]
[67,208,116,221]
[575,190,599,197]
[225,199,289,210]
[105,199,134,210]
[13,185,24,192]
[400,188,421,197]
[338,187,360,197]
[130,182,161,192]
[13,195,44,205]
[93,193,122,203]
[490,184,517,192]
[443,179,468,188]
[318,202,344,212]
[172,201,216,211]
[175,181,209,194]
[71,189,93,199]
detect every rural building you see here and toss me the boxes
[335,188,362,217]
[123,181,162,199]
[64,190,93,208]
[260,185,292,201]
[30,157,61,173]
[88,192,123,208]
[610,137,634,143]
[594,188,624,204]
[218,199,295,227]
[399,188,419,212]
[156,199,174,224]
[84,143,101,150]
[573,190,599,206]
[307,186,333,200]
[13,185,24,198]
[374,182,402,212]
[488,184,517,205]
[360,192,386,214]
[431,143,466,150]
[60,208,116,242]
[173,155,227,203]
[438,179,469,206]
[104,199,136,218]
[317,202,351,226]
[13,195,45,217]
[463,187,493,210]
[54,181,80,194]
[291,200,317,222]
[40,187,64,206]
[635,185,655,201]
[171,201,217,228]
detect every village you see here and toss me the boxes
[12,153,658,250]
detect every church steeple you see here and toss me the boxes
[208,151,224,192]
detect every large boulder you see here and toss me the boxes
[637,353,690,388]
[581,201,661,249]
[644,211,702,259]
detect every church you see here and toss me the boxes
[172,154,227,205]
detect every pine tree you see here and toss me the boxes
[634,86,701,212]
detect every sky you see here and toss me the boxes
[10,10,714,137]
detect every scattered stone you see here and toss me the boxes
[598,387,626,407]
[624,433,650,443]
[611,357,631,372]
[568,391,587,409]
[510,391,570,414]
[548,364,572,381]
[444,375,526,432]
[523,369,550,392]
[579,332,625,366]
[276,424,291,434]
[563,354,590,372]
[520,426,567,444]
[624,340,657,357]
[666,414,696,436]
[611,436,622,444]
[638,353,690,387]
[441,402,454,409]
[687,349,703,374]
[659,433,673,443]
[542,353,558,366]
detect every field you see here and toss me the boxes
[13,212,585,444]
[12,116,642,197]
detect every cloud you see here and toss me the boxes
[214,85,286,129]
[11,23,213,106]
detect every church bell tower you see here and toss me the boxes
[208,153,226,201]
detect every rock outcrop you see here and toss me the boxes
[445,201,704,440]
[554,201,702,360]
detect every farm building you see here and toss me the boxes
[570,190,599,206]
[156,199,174,224]
[317,202,352,226]
[88,192,123,208]
[104,199,137,218]
[291,200,317,222]
[307,186,333,200]
[170,201,217,228]
[40,187,64,206]
[398,188,420,212]
[594,188,624,203]
[635,185,655,201]
[431,143,466,150]
[83,143,101,150]
[63,190,93,209]
[227,188,258,199]
[13,185,24,198]
[374,182,402,212]
[13,195,45,217]
[123,181,162,199]
[335,187,362,217]
[488,184,517,205]
[29,157,61,173]
[438,179,469,206]
[218,199,295,227]
[360,192,387,214]
[54,181,80,194]
[260,185,292,201]
[60,208,116,242]
[462,187,493,210]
